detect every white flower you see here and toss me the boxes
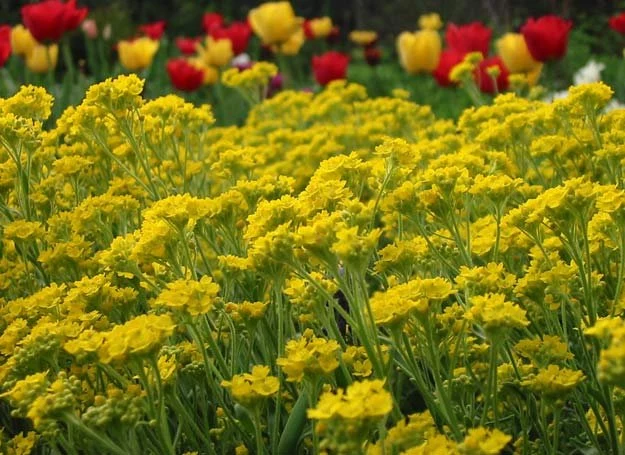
[544,90,568,103]
[231,53,252,68]
[606,99,625,113]
[573,60,605,86]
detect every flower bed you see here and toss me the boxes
[0,74,623,454]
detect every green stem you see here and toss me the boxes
[254,407,266,455]
[64,414,128,455]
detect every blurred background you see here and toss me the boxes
[4,0,625,121]
[3,1,624,38]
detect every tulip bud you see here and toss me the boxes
[117,37,159,72]
[396,30,441,74]
[11,25,37,57]
[248,2,303,45]
[102,24,112,40]
[81,19,98,39]
[26,43,58,73]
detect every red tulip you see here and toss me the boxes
[609,13,625,34]
[520,15,572,62]
[364,47,382,66]
[432,49,465,87]
[210,21,252,55]
[0,26,11,67]
[139,21,166,40]
[303,20,314,40]
[474,56,509,94]
[176,37,201,55]
[445,22,491,56]
[312,51,349,85]
[326,26,340,44]
[166,58,204,92]
[202,13,224,34]
[21,0,88,42]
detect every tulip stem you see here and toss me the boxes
[62,40,75,85]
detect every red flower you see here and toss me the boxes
[303,20,314,40]
[521,15,572,62]
[312,51,349,85]
[176,37,201,55]
[610,13,625,34]
[445,22,491,56]
[21,0,88,42]
[202,13,224,34]
[0,26,11,67]
[326,26,340,44]
[474,56,509,94]
[139,21,166,40]
[166,58,204,92]
[364,47,382,66]
[210,21,252,55]
[432,49,465,87]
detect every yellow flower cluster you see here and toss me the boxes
[276,329,341,382]
[308,379,393,452]
[221,365,279,408]
[0,75,623,454]
[10,25,58,73]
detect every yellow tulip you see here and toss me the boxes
[273,28,305,56]
[525,64,543,87]
[396,30,441,74]
[190,58,219,85]
[118,37,159,72]
[249,1,303,45]
[496,33,540,74]
[497,33,542,86]
[198,37,233,67]
[25,44,58,73]
[11,25,37,57]
[418,13,443,31]
[309,17,333,38]
[349,30,378,47]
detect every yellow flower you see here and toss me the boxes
[11,25,37,57]
[3,219,45,242]
[0,85,54,121]
[496,33,542,86]
[585,317,625,384]
[152,276,220,317]
[189,58,219,85]
[522,364,585,398]
[222,61,278,90]
[6,431,37,455]
[397,30,441,74]
[198,37,233,67]
[1,372,48,408]
[403,434,459,455]
[25,44,58,73]
[276,330,341,382]
[118,37,159,71]
[466,293,529,336]
[308,379,392,421]
[221,365,280,407]
[157,354,177,383]
[274,27,305,55]
[370,277,455,327]
[249,1,303,45]
[97,314,177,364]
[450,61,475,83]
[458,427,511,455]
[330,226,381,267]
[349,30,378,46]
[308,17,333,38]
[418,13,443,31]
